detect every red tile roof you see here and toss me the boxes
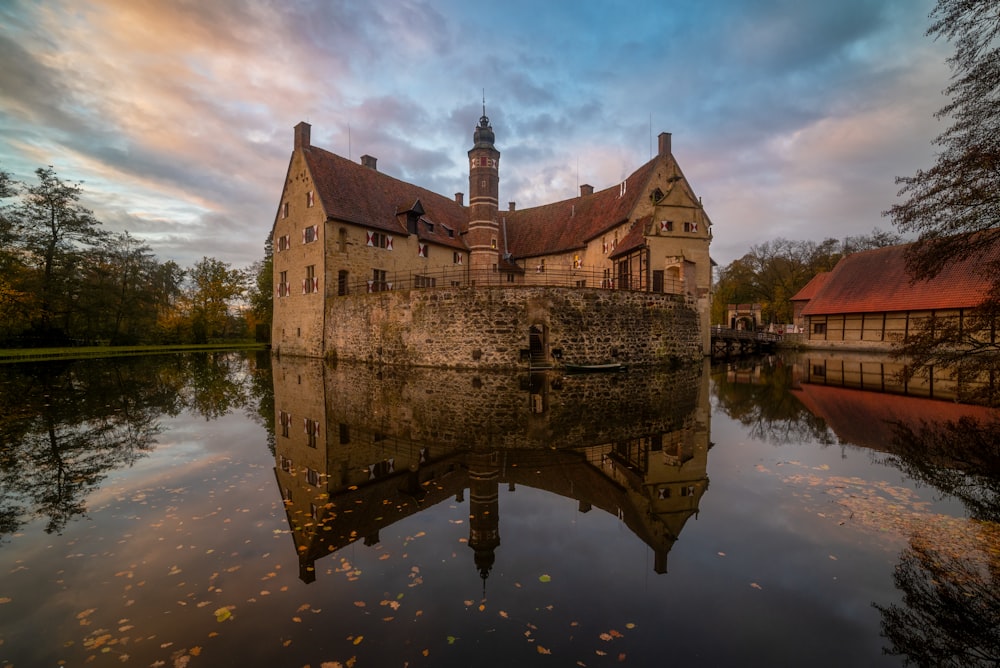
[304,146,469,250]
[790,272,830,302]
[301,143,665,261]
[502,158,659,259]
[609,216,650,259]
[792,383,1000,451]
[800,243,996,315]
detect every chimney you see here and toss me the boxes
[509,201,516,211]
[580,184,594,196]
[294,121,311,150]
[658,132,672,157]
[360,154,377,170]
[455,193,464,205]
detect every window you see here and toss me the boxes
[281,202,288,219]
[653,270,664,293]
[537,259,545,273]
[491,237,497,249]
[812,322,827,335]
[276,234,291,251]
[306,467,320,487]
[659,220,673,233]
[366,230,393,249]
[277,271,289,298]
[573,254,581,269]
[303,265,318,294]
[453,252,463,265]
[602,268,613,289]
[418,242,427,258]
[369,268,388,292]
[303,224,319,243]
[280,455,292,472]
[684,221,699,233]
[304,417,319,448]
[279,410,291,437]
[426,222,434,233]
[575,279,586,287]
[506,273,515,283]
[493,263,498,273]
[446,228,454,238]
[306,190,315,207]
[414,275,436,288]
[338,270,348,296]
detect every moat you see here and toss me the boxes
[1,351,997,667]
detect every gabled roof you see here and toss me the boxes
[295,135,685,261]
[502,158,660,259]
[790,272,830,303]
[302,146,469,244]
[609,216,650,259]
[800,243,997,316]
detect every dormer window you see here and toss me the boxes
[650,188,664,203]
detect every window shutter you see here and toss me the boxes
[312,277,319,293]
[366,231,375,247]
[301,279,307,294]
[366,280,374,293]
[386,235,394,251]
[418,243,426,258]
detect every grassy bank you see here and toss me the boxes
[0,342,269,363]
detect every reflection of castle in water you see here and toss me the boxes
[271,357,711,583]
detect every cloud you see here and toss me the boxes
[0,0,954,269]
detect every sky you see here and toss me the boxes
[0,0,954,270]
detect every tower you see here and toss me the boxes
[467,104,500,278]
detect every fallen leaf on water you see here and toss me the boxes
[599,633,612,642]
[537,645,551,655]
[352,635,364,645]
[750,583,763,590]
[447,636,457,645]
[214,607,233,622]
[538,574,551,583]
[499,610,509,619]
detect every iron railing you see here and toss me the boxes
[335,266,686,297]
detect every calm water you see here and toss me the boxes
[1,351,997,667]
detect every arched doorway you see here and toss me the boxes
[528,324,548,369]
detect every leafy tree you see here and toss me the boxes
[245,235,273,339]
[187,256,245,342]
[12,167,106,341]
[713,230,903,327]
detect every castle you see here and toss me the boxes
[271,109,714,367]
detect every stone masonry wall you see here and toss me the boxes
[323,286,702,369]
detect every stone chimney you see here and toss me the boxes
[658,132,672,157]
[509,201,516,211]
[455,193,464,205]
[361,154,377,170]
[580,184,594,196]
[294,121,311,150]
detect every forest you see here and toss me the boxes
[0,166,272,347]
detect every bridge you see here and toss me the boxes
[710,326,781,358]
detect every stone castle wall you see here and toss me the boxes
[323,285,702,369]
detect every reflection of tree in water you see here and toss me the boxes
[875,417,1000,666]
[711,358,833,445]
[886,416,1000,523]
[0,352,271,539]
[875,530,1000,668]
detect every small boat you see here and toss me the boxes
[563,362,628,374]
